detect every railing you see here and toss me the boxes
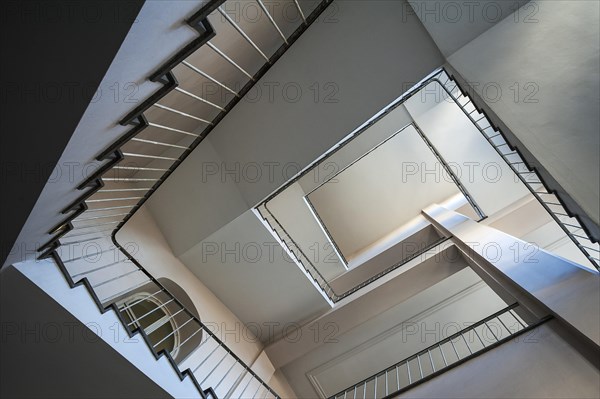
[433,71,599,270]
[257,202,449,303]
[33,0,598,394]
[256,67,599,298]
[328,304,551,399]
[254,70,490,304]
[35,0,335,397]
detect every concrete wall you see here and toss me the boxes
[447,0,600,225]
[398,320,599,398]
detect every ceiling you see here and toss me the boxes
[306,124,460,260]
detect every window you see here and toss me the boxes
[119,293,180,357]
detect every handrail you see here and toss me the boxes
[431,74,599,270]
[35,0,337,397]
[255,69,491,303]
[35,0,598,394]
[328,304,551,399]
[258,202,450,303]
[257,68,599,290]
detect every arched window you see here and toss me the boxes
[115,278,201,364]
[120,292,181,357]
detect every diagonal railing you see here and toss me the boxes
[328,303,551,399]
[256,67,599,303]
[35,0,336,397]
[433,71,599,269]
[32,1,598,395]
[256,201,449,304]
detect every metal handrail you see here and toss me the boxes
[37,0,336,397]
[431,75,599,270]
[257,68,599,295]
[260,201,451,303]
[328,304,551,399]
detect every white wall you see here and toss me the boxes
[146,137,250,257]
[176,209,331,342]
[486,194,592,268]
[296,105,415,194]
[116,206,264,366]
[409,0,531,57]
[405,81,530,217]
[447,0,600,225]
[265,104,417,281]
[281,268,508,397]
[267,182,347,281]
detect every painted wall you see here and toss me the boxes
[176,209,331,342]
[447,0,600,225]
[116,206,264,365]
[146,137,249,257]
[265,104,416,281]
[267,182,347,281]
[281,268,508,397]
[408,0,530,57]
[405,81,530,217]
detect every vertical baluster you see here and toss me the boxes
[192,341,220,373]
[450,338,461,360]
[484,321,500,342]
[438,344,448,367]
[236,375,254,398]
[251,383,263,399]
[200,351,228,386]
[214,361,237,390]
[385,370,388,396]
[374,375,377,399]
[417,355,424,379]
[508,309,527,329]
[396,365,400,391]
[461,332,473,355]
[427,349,436,372]
[473,326,486,347]
[407,360,412,384]
[497,315,513,337]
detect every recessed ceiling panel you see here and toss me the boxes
[306,124,460,260]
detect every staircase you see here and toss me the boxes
[9,0,598,397]
[256,68,600,288]
[433,70,599,269]
[22,0,335,397]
